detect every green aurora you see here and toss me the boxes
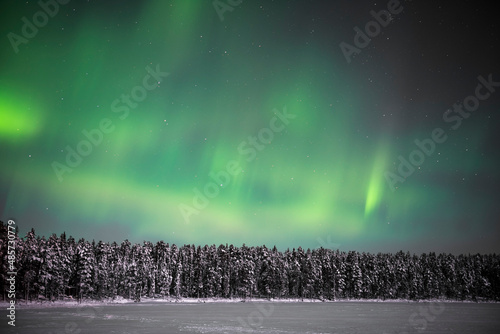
[1,1,499,254]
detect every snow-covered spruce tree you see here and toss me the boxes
[420,252,440,299]
[300,249,315,299]
[235,244,255,298]
[74,239,96,300]
[57,233,75,299]
[228,244,238,298]
[20,228,42,301]
[107,241,121,299]
[180,245,195,297]
[486,254,500,300]
[218,244,231,298]
[288,248,302,298]
[203,244,221,298]
[257,246,272,298]
[313,249,325,299]
[438,253,457,299]
[153,241,171,298]
[378,253,397,299]
[117,240,131,298]
[193,245,205,298]
[393,251,410,299]
[41,233,67,300]
[358,252,374,299]
[170,244,182,298]
[317,248,335,300]
[231,246,244,298]
[335,251,347,298]
[126,243,141,301]
[270,246,288,299]
[138,241,155,298]
[276,249,289,298]
[471,253,493,300]
[94,240,111,299]
[407,254,420,300]
[36,237,50,300]
[346,251,363,299]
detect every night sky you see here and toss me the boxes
[1,0,499,254]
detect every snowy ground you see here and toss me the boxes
[1,299,499,333]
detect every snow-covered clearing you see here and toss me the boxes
[1,299,499,333]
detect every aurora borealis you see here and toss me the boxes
[1,0,499,254]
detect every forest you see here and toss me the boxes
[1,221,499,302]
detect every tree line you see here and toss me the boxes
[1,222,499,302]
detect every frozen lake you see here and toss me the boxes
[2,301,499,333]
